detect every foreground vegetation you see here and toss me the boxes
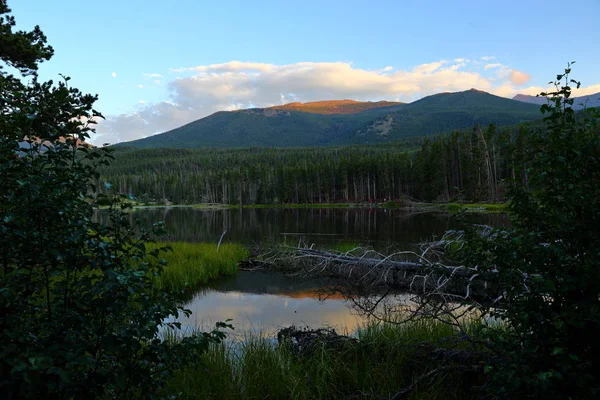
[167,319,486,400]
[150,242,248,292]
[1,4,227,398]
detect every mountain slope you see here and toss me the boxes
[270,99,404,114]
[355,89,542,142]
[121,90,543,148]
[513,92,600,110]
[122,109,384,148]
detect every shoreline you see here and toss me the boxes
[97,201,508,213]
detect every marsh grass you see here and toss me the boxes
[167,319,486,400]
[328,241,363,253]
[149,242,248,292]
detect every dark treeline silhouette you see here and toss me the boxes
[100,123,537,205]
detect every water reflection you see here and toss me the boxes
[172,272,370,338]
[96,207,509,250]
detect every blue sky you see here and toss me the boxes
[11,0,600,144]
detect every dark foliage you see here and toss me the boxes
[460,64,600,399]
[0,4,225,399]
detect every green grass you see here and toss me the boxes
[328,241,363,253]
[166,319,487,400]
[149,242,248,292]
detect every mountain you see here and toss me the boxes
[354,89,543,142]
[513,92,600,110]
[120,89,543,149]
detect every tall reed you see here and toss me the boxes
[167,319,486,399]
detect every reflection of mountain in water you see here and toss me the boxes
[95,208,509,251]
[176,270,409,337]
[205,271,346,300]
[176,271,368,337]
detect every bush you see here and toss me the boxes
[462,64,600,399]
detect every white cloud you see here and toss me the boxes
[412,60,447,74]
[111,72,117,78]
[496,83,600,99]
[91,59,600,145]
[481,56,496,61]
[137,84,144,88]
[143,73,163,78]
[484,63,502,70]
[383,66,393,72]
[138,100,146,104]
[154,80,161,84]
[509,70,531,85]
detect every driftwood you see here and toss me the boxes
[277,326,357,357]
[282,247,478,278]
[253,233,498,301]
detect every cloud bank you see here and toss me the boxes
[92,59,599,145]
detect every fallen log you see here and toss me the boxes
[251,245,500,300]
[289,247,479,278]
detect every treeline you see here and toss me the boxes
[99,125,534,205]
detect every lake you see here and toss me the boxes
[104,207,508,249]
[99,207,508,336]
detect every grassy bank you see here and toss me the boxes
[166,319,486,400]
[150,242,248,292]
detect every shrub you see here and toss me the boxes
[0,3,224,398]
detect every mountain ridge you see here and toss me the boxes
[120,89,543,149]
[513,91,600,110]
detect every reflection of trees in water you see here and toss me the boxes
[95,208,509,250]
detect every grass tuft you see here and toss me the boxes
[149,242,248,292]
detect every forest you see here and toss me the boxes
[101,122,535,205]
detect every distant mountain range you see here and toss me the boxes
[513,91,600,110]
[120,89,544,149]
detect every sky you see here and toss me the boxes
[11,0,600,145]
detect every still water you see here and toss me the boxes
[106,207,508,250]
[101,207,508,335]
[175,271,366,338]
